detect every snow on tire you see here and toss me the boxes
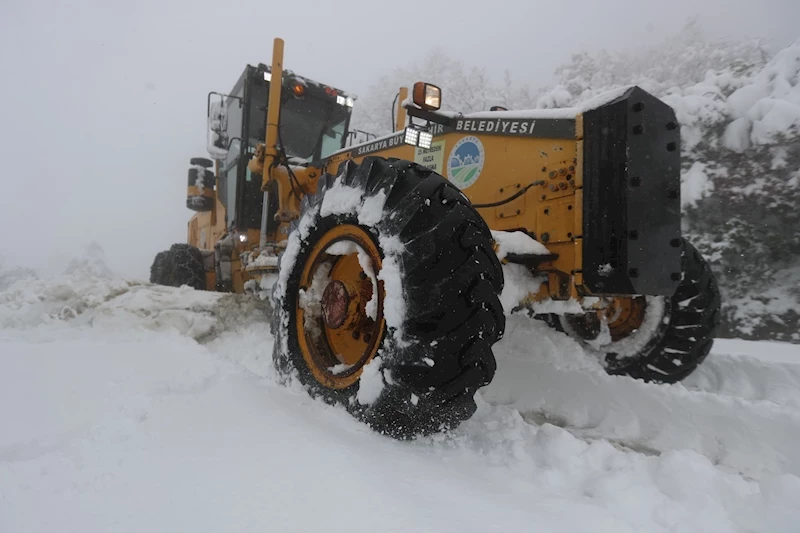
[271,156,505,438]
[561,239,721,383]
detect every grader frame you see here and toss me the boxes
[228,38,683,308]
[162,37,720,437]
[190,39,680,303]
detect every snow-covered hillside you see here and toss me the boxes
[3,256,800,532]
[354,28,800,343]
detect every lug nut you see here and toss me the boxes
[352,331,360,340]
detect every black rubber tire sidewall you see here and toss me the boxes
[163,244,205,290]
[272,157,505,438]
[150,251,169,284]
[593,239,721,383]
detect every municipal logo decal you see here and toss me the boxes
[447,136,484,190]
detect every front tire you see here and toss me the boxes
[272,157,505,438]
[560,239,721,383]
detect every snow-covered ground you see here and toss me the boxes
[2,260,800,532]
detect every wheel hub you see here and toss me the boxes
[565,296,648,344]
[605,296,647,341]
[321,280,350,329]
[295,226,386,390]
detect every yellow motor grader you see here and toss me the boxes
[151,38,720,438]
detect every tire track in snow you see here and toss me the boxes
[482,314,800,479]
[685,338,800,409]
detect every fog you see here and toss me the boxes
[0,0,796,277]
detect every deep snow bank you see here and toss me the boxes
[0,247,270,341]
[2,262,800,532]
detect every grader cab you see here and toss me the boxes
[151,38,721,438]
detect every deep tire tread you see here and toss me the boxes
[274,156,504,439]
[607,240,721,383]
[150,244,205,290]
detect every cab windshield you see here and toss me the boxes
[279,97,349,161]
[246,77,350,162]
[230,67,351,231]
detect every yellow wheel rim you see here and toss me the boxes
[295,224,386,390]
[603,296,647,342]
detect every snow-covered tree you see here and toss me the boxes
[352,25,800,342]
[351,48,505,137]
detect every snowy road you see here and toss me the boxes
[2,269,800,532]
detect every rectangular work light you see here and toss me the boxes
[404,124,435,149]
[404,127,419,146]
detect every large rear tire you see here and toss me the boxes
[559,239,721,383]
[149,244,205,290]
[272,157,505,438]
[150,251,168,284]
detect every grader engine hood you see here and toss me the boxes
[581,86,682,296]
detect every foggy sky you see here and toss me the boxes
[1,0,797,278]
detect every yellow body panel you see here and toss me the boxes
[189,123,587,301]
[327,124,585,299]
[188,38,587,302]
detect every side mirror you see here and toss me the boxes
[207,100,229,160]
[209,100,227,135]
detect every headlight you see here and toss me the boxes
[412,82,441,111]
[345,96,355,107]
[238,233,248,243]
